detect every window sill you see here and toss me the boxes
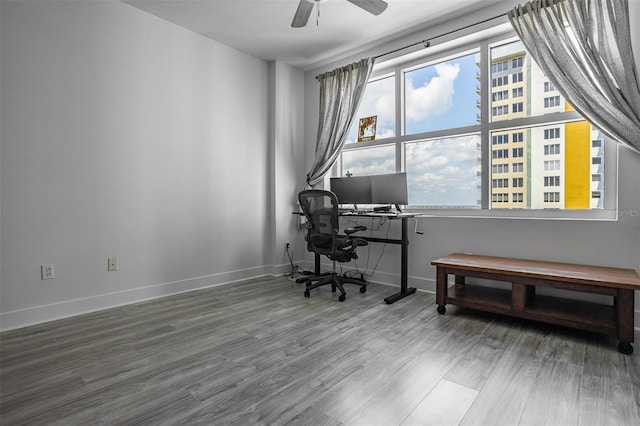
[409,208,619,221]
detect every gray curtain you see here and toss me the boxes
[508,0,640,153]
[306,58,375,186]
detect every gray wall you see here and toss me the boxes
[0,0,304,330]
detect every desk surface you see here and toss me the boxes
[340,211,417,219]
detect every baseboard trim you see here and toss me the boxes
[5,261,638,334]
[0,264,291,332]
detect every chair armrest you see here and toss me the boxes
[344,225,367,235]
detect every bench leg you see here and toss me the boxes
[436,267,447,314]
[617,289,634,354]
[512,283,527,312]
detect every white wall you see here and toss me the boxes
[268,61,306,268]
[300,0,640,320]
[0,0,272,330]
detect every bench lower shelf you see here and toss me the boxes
[443,284,617,336]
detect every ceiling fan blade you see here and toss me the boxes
[346,0,388,16]
[291,0,314,28]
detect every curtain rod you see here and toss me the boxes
[374,12,508,60]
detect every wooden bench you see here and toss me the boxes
[431,253,640,354]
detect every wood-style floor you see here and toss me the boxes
[1,275,639,425]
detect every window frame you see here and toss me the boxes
[335,31,618,221]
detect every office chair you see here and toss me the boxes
[297,189,368,302]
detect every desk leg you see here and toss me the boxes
[384,217,417,304]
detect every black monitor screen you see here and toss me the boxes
[330,175,372,205]
[371,172,408,205]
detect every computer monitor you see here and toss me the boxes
[329,175,372,205]
[371,172,408,206]
[330,172,408,210]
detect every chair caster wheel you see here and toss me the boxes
[331,285,336,293]
[304,290,310,298]
[360,287,367,293]
[338,294,346,302]
[437,305,446,314]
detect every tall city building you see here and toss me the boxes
[488,43,604,210]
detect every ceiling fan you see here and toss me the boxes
[292,0,389,28]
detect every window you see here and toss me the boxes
[346,76,395,144]
[544,144,560,155]
[492,90,509,102]
[544,81,556,92]
[341,145,395,176]
[544,128,560,139]
[491,60,509,73]
[512,72,523,83]
[492,178,509,188]
[492,134,509,145]
[405,136,480,208]
[544,96,561,108]
[492,193,509,203]
[339,32,616,219]
[544,176,560,186]
[492,105,509,116]
[492,149,508,159]
[492,75,509,87]
[544,160,561,171]
[492,164,509,174]
[544,192,560,203]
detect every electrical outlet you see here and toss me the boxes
[41,264,54,280]
[108,257,118,272]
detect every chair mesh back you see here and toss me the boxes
[298,190,339,253]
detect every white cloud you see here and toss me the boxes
[405,135,481,206]
[405,63,460,122]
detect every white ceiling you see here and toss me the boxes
[123,0,504,70]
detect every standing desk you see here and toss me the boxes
[337,211,417,304]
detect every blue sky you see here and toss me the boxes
[405,53,480,134]
[343,52,481,207]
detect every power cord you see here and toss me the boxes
[283,243,302,281]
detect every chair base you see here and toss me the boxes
[303,273,367,302]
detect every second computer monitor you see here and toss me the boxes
[371,172,408,205]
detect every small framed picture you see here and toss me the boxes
[358,115,377,142]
